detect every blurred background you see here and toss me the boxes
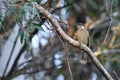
[0,0,120,80]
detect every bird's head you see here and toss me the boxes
[76,23,85,30]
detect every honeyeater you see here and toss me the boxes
[74,23,90,64]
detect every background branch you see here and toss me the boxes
[51,0,79,13]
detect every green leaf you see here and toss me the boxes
[30,0,41,3]
[21,7,26,21]
[18,29,24,44]
[0,12,2,21]
[32,3,40,18]
[32,23,44,31]
[25,34,31,47]
[14,14,20,23]
[6,7,14,17]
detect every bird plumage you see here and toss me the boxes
[74,24,90,47]
[74,23,90,64]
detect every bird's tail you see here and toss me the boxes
[80,53,87,64]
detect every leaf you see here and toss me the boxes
[18,29,24,44]
[0,12,2,21]
[30,0,41,3]
[14,14,20,23]
[21,7,26,21]
[25,33,31,47]
[6,7,14,17]
[32,3,40,18]
[32,23,44,31]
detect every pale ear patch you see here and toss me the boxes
[80,25,85,29]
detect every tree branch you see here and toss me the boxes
[51,0,79,13]
[34,3,114,80]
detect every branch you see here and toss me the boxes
[64,45,73,80]
[2,58,44,80]
[34,3,114,80]
[51,0,79,13]
[94,49,120,56]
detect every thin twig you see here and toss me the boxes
[44,22,53,30]
[46,20,64,45]
[51,0,79,13]
[104,0,113,42]
[64,43,73,80]
[113,70,120,80]
[47,19,73,79]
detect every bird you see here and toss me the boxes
[74,23,90,64]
